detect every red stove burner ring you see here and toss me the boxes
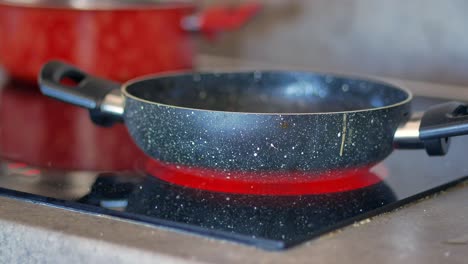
[145,159,389,195]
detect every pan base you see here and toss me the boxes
[145,159,388,195]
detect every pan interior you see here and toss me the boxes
[124,71,411,113]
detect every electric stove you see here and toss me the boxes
[0,80,467,251]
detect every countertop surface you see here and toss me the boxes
[1,182,467,264]
[1,55,468,264]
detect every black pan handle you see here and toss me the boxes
[38,60,124,126]
[395,101,468,155]
[420,101,468,139]
[419,101,468,155]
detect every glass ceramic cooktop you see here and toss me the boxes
[0,81,467,250]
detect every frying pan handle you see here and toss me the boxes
[419,101,468,155]
[38,60,124,126]
[394,101,468,155]
[420,102,468,138]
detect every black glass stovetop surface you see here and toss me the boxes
[0,81,467,250]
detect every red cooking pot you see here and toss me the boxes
[0,0,261,83]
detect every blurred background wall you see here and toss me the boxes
[198,0,468,86]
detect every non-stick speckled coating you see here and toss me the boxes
[123,71,411,172]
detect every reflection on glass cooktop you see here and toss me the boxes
[0,82,468,250]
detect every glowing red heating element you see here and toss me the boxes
[146,160,389,195]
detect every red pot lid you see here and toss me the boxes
[0,0,195,10]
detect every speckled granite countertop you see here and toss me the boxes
[1,55,468,264]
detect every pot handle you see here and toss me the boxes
[38,60,124,126]
[394,101,468,155]
[181,2,262,39]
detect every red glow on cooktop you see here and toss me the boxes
[145,159,388,195]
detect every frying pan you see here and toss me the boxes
[38,61,468,173]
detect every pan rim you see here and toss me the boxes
[0,0,194,11]
[120,70,413,116]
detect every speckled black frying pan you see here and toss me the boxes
[39,61,468,172]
